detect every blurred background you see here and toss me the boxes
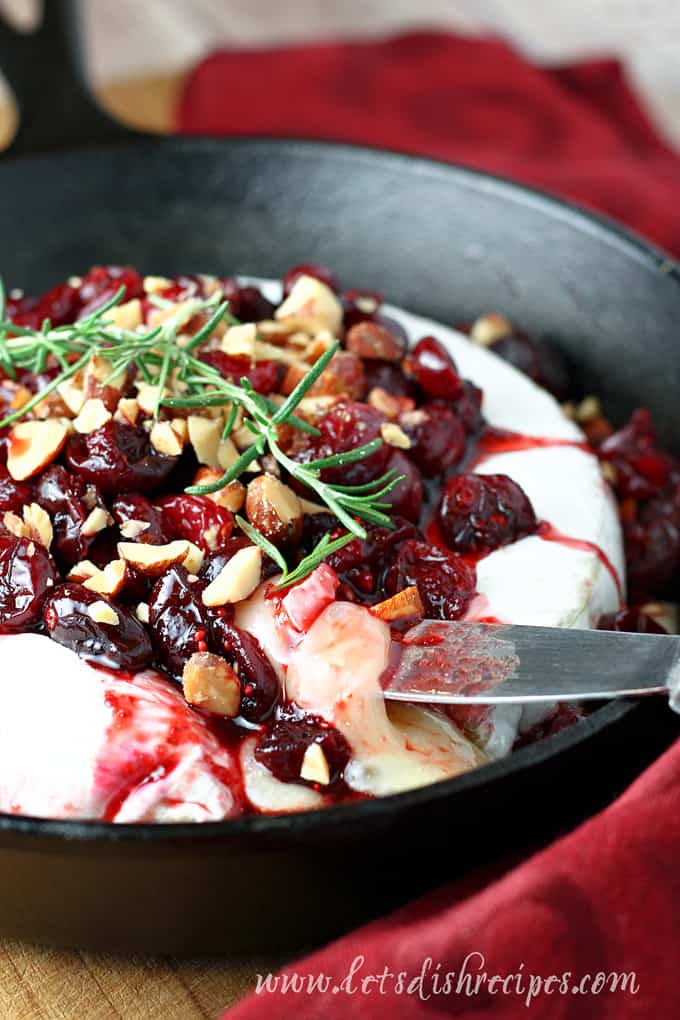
[0,0,680,145]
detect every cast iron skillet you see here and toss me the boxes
[0,6,678,955]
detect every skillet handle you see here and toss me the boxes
[0,1,135,156]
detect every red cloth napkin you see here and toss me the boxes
[178,31,680,257]
[226,736,680,1018]
[178,32,680,1017]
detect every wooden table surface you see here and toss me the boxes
[0,72,291,1020]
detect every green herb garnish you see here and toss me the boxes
[0,282,402,586]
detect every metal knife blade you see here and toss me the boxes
[381,621,680,706]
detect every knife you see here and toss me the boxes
[382,621,680,711]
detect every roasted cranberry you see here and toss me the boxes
[200,536,252,583]
[111,493,166,545]
[34,282,79,326]
[34,466,102,566]
[0,466,32,513]
[210,616,279,724]
[312,402,391,486]
[327,518,421,599]
[405,336,465,401]
[77,265,144,318]
[65,421,178,495]
[401,403,466,478]
[383,451,423,522]
[598,607,668,634]
[148,566,209,678]
[439,473,537,555]
[155,275,203,302]
[42,583,153,671]
[490,332,570,401]
[386,540,477,620]
[283,263,339,297]
[599,409,673,500]
[363,359,416,398]
[451,380,484,436]
[220,279,276,322]
[342,288,384,329]
[200,350,283,395]
[623,494,680,600]
[157,494,233,553]
[0,536,57,632]
[6,292,40,330]
[255,707,351,786]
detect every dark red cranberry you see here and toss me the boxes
[382,451,423,523]
[34,282,80,326]
[283,263,339,298]
[34,466,103,566]
[0,466,32,513]
[6,292,40,330]
[148,566,209,678]
[111,493,166,545]
[439,473,537,555]
[156,275,203,302]
[451,380,484,436]
[220,279,276,322]
[599,409,673,500]
[156,494,233,553]
[406,336,465,401]
[386,540,477,620]
[210,616,279,724]
[65,421,178,495]
[598,607,667,635]
[623,493,680,600]
[77,265,144,318]
[255,707,351,786]
[42,583,152,671]
[401,403,466,478]
[362,359,416,398]
[342,288,384,329]
[490,332,570,401]
[0,536,57,632]
[312,402,391,486]
[200,350,283,395]
[327,518,421,599]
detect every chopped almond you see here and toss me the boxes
[135,382,168,416]
[220,322,257,357]
[202,546,262,607]
[7,419,69,481]
[81,507,112,538]
[371,586,424,623]
[150,421,184,457]
[300,743,331,785]
[82,559,128,598]
[88,601,120,626]
[575,396,601,425]
[380,422,411,449]
[105,298,142,331]
[3,503,53,549]
[192,468,246,512]
[115,397,140,426]
[73,398,112,434]
[275,275,343,335]
[470,312,513,346]
[346,320,405,362]
[183,542,205,575]
[119,519,151,540]
[188,415,222,467]
[246,474,302,547]
[182,652,241,717]
[118,539,191,576]
[57,380,86,416]
[136,602,150,624]
[368,387,400,419]
[143,275,173,294]
[68,560,99,584]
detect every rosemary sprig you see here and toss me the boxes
[0,280,403,585]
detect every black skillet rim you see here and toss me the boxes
[0,134,676,844]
